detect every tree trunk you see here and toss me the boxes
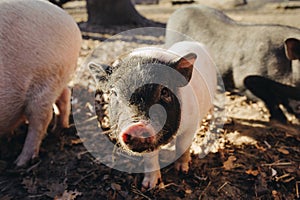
[87,0,149,26]
[49,0,72,7]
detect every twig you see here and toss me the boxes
[194,174,208,181]
[131,186,152,200]
[76,150,89,159]
[264,140,272,148]
[159,182,180,189]
[27,194,45,198]
[199,181,211,200]
[82,115,98,123]
[261,162,292,167]
[296,181,300,199]
[26,160,42,173]
[275,173,291,182]
[73,173,94,185]
[217,181,229,192]
[270,122,300,138]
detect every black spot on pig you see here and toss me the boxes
[244,75,300,123]
[129,84,181,152]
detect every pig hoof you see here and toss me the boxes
[15,155,30,167]
[174,161,190,173]
[14,151,37,167]
[142,171,162,190]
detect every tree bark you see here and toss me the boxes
[87,0,149,26]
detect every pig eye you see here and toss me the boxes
[161,87,172,103]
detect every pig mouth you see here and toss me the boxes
[122,133,157,153]
[119,130,177,155]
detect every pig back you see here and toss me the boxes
[0,0,81,81]
[0,0,82,131]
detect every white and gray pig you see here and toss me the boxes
[166,5,300,122]
[0,0,82,166]
[90,41,217,189]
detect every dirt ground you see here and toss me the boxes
[0,1,300,199]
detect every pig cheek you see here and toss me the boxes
[108,95,120,124]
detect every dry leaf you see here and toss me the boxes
[111,183,121,191]
[245,169,259,176]
[54,190,82,200]
[255,144,266,151]
[71,138,85,145]
[185,189,192,194]
[223,156,237,170]
[22,178,37,194]
[271,168,277,177]
[277,147,289,155]
[45,182,65,198]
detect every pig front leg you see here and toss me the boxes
[174,148,191,172]
[174,131,194,173]
[55,87,71,128]
[142,151,162,189]
[15,103,53,166]
[175,133,192,173]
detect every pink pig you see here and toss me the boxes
[0,0,82,166]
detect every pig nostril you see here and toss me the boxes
[122,133,131,143]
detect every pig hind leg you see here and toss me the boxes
[55,87,71,128]
[15,102,53,166]
[244,75,299,123]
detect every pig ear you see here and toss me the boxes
[88,62,112,84]
[284,38,300,60]
[174,53,197,84]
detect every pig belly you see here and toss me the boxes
[0,109,25,133]
[0,88,25,133]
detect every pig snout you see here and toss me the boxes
[121,122,157,153]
